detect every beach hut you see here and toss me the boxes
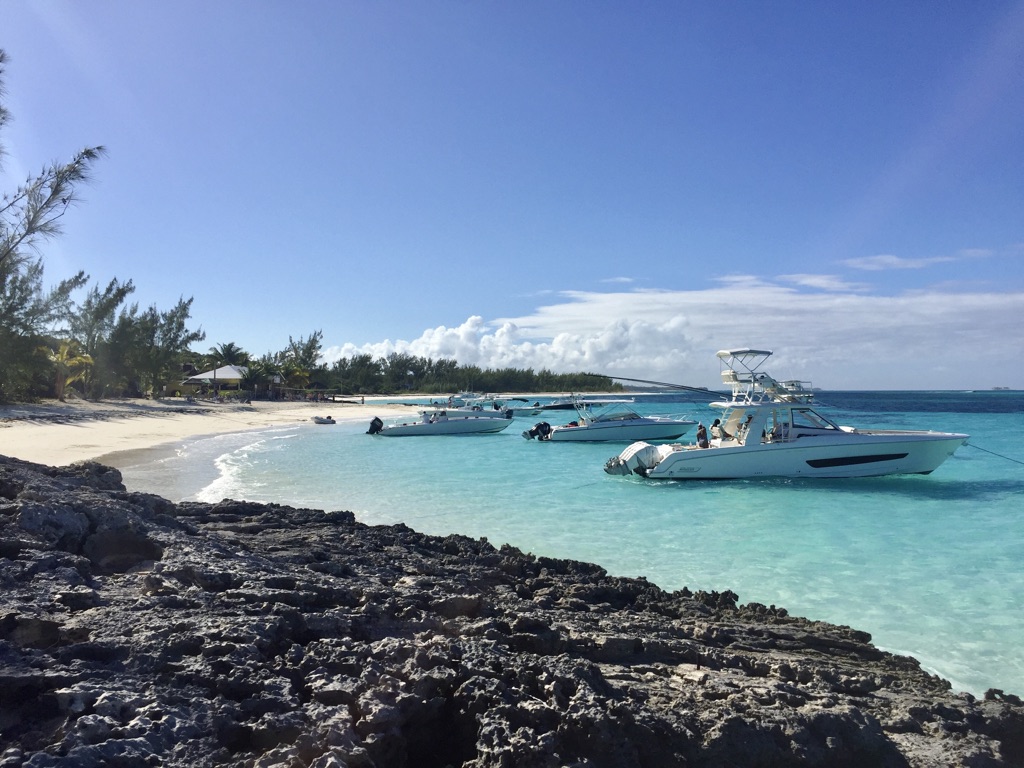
[178,365,248,397]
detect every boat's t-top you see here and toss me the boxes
[716,348,814,405]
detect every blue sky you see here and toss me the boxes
[4,1,1023,389]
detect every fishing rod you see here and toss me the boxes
[601,375,724,399]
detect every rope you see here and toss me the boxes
[965,441,1024,466]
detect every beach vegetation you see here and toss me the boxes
[281,331,323,371]
[40,339,93,401]
[209,341,249,367]
[0,51,107,402]
[238,357,275,400]
[1,50,208,404]
[133,299,206,398]
[315,351,619,396]
[68,277,136,397]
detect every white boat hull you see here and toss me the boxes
[607,430,968,479]
[374,414,513,437]
[543,418,694,442]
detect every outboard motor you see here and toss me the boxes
[522,421,552,440]
[367,416,384,435]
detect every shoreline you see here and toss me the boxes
[0,396,412,468]
[0,391,612,469]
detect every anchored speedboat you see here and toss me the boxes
[604,349,968,480]
[367,409,513,437]
[524,398,695,442]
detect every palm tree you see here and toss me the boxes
[43,340,94,401]
[208,341,248,367]
[280,360,309,397]
[239,358,273,400]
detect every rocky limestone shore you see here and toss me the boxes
[1,454,1022,767]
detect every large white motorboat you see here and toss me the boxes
[523,398,696,442]
[367,409,513,437]
[604,349,968,480]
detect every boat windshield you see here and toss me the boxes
[790,407,840,430]
[590,405,641,422]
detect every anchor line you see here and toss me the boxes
[964,442,1024,466]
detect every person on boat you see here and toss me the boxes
[696,423,710,448]
[710,418,731,440]
[737,415,754,443]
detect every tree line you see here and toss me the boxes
[198,341,619,399]
[0,50,617,404]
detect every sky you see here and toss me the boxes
[3,1,1023,390]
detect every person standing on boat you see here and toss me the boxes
[737,415,754,443]
[696,423,710,448]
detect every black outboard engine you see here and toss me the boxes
[367,416,384,435]
[523,421,552,440]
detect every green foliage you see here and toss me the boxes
[209,341,248,366]
[41,339,93,401]
[131,298,206,396]
[320,353,619,396]
[281,331,322,370]
[68,277,135,397]
[0,49,103,401]
[238,357,275,399]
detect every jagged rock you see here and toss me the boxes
[1,453,1023,767]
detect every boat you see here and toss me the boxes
[533,395,635,411]
[367,409,514,437]
[311,416,336,424]
[604,348,968,480]
[523,398,696,442]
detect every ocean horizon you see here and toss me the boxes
[114,390,1024,698]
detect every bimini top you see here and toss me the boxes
[716,348,773,360]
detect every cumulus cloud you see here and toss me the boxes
[321,279,1024,389]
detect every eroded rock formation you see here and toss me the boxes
[1,454,1021,767]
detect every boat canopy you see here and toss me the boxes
[716,348,773,359]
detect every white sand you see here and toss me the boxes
[0,396,411,467]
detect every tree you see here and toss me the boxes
[239,357,274,400]
[0,258,87,400]
[130,298,205,397]
[283,331,323,370]
[0,49,105,401]
[68,277,135,397]
[279,359,309,393]
[42,339,93,401]
[209,341,248,367]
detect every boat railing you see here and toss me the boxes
[721,369,814,404]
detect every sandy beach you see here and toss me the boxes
[0,396,411,468]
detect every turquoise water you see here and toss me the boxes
[117,392,1024,697]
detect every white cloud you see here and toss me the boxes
[776,274,871,292]
[321,280,1024,389]
[843,253,956,270]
